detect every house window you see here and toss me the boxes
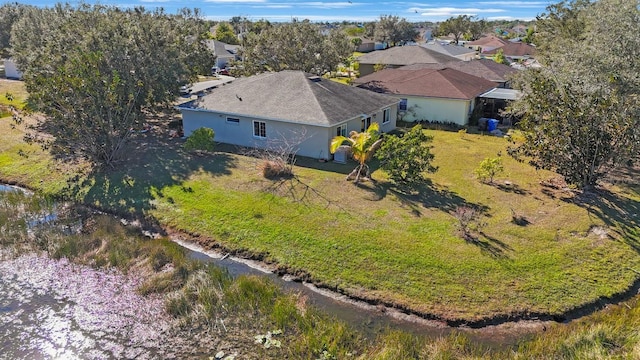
[399,99,408,111]
[226,117,240,125]
[361,117,371,132]
[253,121,266,138]
[383,108,390,124]
[336,125,347,137]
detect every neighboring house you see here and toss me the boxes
[205,40,240,69]
[354,67,496,126]
[401,59,518,88]
[466,35,507,53]
[356,45,460,77]
[422,42,477,61]
[483,42,536,61]
[177,70,399,160]
[3,59,22,80]
[355,38,375,53]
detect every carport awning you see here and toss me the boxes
[479,88,523,101]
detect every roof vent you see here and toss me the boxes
[308,76,322,82]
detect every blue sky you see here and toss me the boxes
[21,0,553,22]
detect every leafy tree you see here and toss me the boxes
[435,15,486,44]
[467,17,487,41]
[184,127,215,153]
[474,157,504,184]
[249,19,272,35]
[330,123,382,183]
[373,15,417,46]
[351,37,363,48]
[522,27,536,44]
[375,125,437,184]
[509,0,640,190]
[214,22,239,45]
[229,16,249,35]
[0,2,30,58]
[238,22,352,76]
[493,48,507,64]
[434,15,470,44]
[11,5,213,167]
[344,26,364,37]
[362,22,376,38]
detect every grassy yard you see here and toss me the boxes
[1,80,639,324]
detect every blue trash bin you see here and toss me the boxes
[487,119,499,132]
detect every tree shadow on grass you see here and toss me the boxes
[564,188,640,252]
[463,231,513,259]
[493,181,530,196]
[355,179,490,217]
[63,128,238,220]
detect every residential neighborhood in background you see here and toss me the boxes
[158,17,536,161]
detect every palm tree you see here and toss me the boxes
[330,122,383,183]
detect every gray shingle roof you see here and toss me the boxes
[180,71,399,127]
[357,45,460,66]
[422,42,476,57]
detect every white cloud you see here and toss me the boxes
[251,1,356,9]
[204,0,267,3]
[487,15,536,21]
[252,4,293,8]
[479,1,548,8]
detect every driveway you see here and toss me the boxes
[189,75,235,94]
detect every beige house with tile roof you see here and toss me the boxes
[354,67,496,125]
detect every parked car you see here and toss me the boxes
[217,69,230,76]
[179,85,192,95]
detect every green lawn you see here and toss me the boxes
[1,80,639,323]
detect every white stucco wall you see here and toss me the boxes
[4,59,22,79]
[180,103,397,160]
[398,96,472,126]
[456,52,477,61]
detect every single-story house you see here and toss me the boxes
[400,59,518,88]
[177,70,399,160]
[3,59,22,79]
[421,42,477,61]
[356,45,460,77]
[354,67,496,126]
[354,38,375,53]
[466,35,507,53]
[483,42,536,61]
[205,40,240,70]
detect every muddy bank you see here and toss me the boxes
[168,227,640,330]
[168,231,551,346]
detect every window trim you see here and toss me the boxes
[382,108,390,124]
[361,117,372,132]
[253,120,266,139]
[336,125,347,137]
[399,98,408,111]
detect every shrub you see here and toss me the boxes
[474,157,504,184]
[453,206,486,240]
[260,159,294,179]
[184,127,215,153]
[376,125,437,184]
